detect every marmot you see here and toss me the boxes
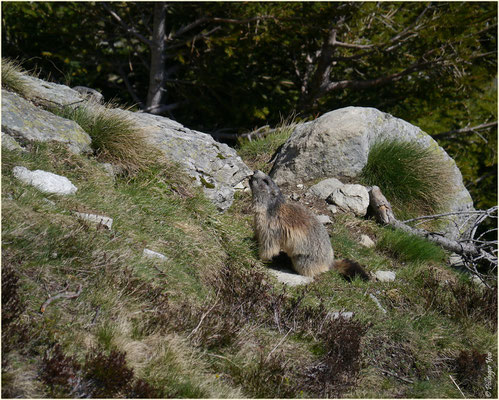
[249,170,369,280]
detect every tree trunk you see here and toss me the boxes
[146,2,168,114]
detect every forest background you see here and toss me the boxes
[2,1,497,209]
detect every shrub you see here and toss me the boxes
[1,58,29,96]
[377,228,446,263]
[53,103,159,174]
[41,344,80,397]
[454,349,488,395]
[360,138,454,218]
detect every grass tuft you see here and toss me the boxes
[1,58,30,96]
[376,228,446,263]
[360,138,455,218]
[237,115,296,173]
[53,103,160,174]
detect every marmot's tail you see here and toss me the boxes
[333,259,369,281]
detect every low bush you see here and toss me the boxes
[360,138,455,218]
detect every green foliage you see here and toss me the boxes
[360,138,455,218]
[53,104,159,174]
[1,58,29,96]
[376,228,446,264]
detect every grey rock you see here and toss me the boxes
[317,214,332,225]
[307,177,344,199]
[13,166,77,195]
[110,108,252,211]
[20,75,83,107]
[268,267,313,286]
[2,131,25,151]
[2,90,92,154]
[327,184,370,216]
[290,193,300,201]
[374,270,396,282]
[270,107,473,238]
[72,86,104,103]
[359,234,375,248]
[75,212,113,229]
[327,205,339,214]
[143,248,168,261]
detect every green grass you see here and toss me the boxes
[376,227,446,263]
[236,116,295,173]
[2,126,497,397]
[52,103,160,174]
[360,138,455,219]
[1,58,30,96]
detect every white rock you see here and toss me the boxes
[328,205,339,214]
[307,178,344,199]
[328,311,354,320]
[374,270,396,282]
[296,183,304,189]
[13,166,77,195]
[143,248,168,261]
[75,212,113,229]
[360,234,375,248]
[327,184,370,216]
[268,268,313,286]
[317,214,332,225]
[2,132,25,151]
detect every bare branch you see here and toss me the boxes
[102,3,153,47]
[432,121,497,140]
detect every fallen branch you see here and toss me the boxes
[377,367,414,384]
[40,284,83,313]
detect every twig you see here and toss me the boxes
[265,328,292,362]
[402,207,497,224]
[377,367,414,384]
[449,374,466,398]
[369,293,387,314]
[187,289,220,339]
[90,306,101,326]
[40,284,83,313]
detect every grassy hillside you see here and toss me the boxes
[2,123,497,398]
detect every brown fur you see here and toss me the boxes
[249,170,369,280]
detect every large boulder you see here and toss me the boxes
[20,75,84,107]
[110,109,252,211]
[2,90,92,154]
[270,107,474,238]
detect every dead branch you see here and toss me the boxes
[368,187,497,277]
[432,121,497,140]
[40,284,83,313]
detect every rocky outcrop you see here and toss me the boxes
[270,107,474,238]
[2,76,251,211]
[2,90,92,154]
[110,109,251,210]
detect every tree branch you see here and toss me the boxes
[102,3,153,47]
[432,121,497,140]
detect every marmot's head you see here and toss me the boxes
[249,170,285,208]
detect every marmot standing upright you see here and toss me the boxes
[249,170,369,280]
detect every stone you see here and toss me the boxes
[328,311,354,320]
[2,90,92,154]
[327,205,339,214]
[307,177,344,199]
[270,106,474,238]
[327,184,370,216]
[75,212,113,229]
[374,270,396,282]
[109,108,252,211]
[317,214,332,225]
[359,234,375,248]
[290,193,300,201]
[2,131,25,151]
[20,75,83,107]
[296,183,304,189]
[13,166,77,195]
[72,86,104,103]
[143,248,168,261]
[268,267,313,286]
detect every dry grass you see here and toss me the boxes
[1,58,30,96]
